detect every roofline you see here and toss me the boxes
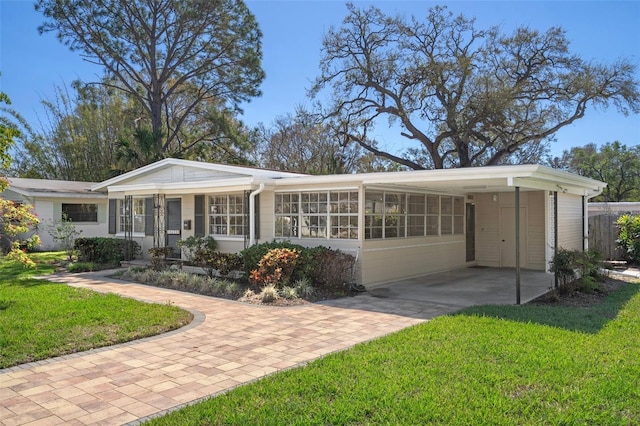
[271,164,607,192]
[91,158,307,191]
[106,177,265,194]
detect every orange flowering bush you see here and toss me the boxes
[0,198,41,268]
[249,248,300,287]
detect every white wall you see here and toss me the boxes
[557,193,584,251]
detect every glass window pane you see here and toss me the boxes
[427,195,440,215]
[426,216,439,235]
[441,216,453,235]
[441,196,453,215]
[454,197,465,215]
[454,215,464,235]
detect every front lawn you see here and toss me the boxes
[0,252,192,368]
[147,277,640,425]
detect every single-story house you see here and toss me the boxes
[3,159,606,287]
[2,178,108,250]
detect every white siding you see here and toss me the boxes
[361,237,465,286]
[124,165,242,186]
[474,191,546,270]
[527,191,546,270]
[475,193,501,267]
[557,193,584,251]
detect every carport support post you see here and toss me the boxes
[515,186,521,305]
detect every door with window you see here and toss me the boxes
[166,198,182,258]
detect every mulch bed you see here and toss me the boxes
[530,273,635,307]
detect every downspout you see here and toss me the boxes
[249,183,265,247]
[582,195,586,251]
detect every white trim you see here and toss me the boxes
[362,240,462,252]
[91,158,305,191]
[274,186,359,193]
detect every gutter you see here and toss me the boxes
[249,183,265,246]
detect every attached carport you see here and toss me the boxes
[368,267,553,307]
[323,268,554,320]
[356,165,607,304]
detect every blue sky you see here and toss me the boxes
[1,0,639,158]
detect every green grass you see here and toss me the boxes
[147,278,640,425]
[0,252,193,368]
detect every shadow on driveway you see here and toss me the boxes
[321,267,554,320]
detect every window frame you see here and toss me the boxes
[118,198,145,234]
[208,193,246,237]
[61,203,98,223]
[275,190,359,240]
[364,190,465,240]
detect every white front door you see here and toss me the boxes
[500,206,527,268]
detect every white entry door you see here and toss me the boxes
[500,206,527,268]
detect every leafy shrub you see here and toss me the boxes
[148,246,175,271]
[177,236,242,278]
[240,240,310,276]
[67,262,98,273]
[259,284,279,303]
[550,248,604,293]
[549,248,577,286]
[249,248,300,287]
[47,214,82,261]
[294,277,316,299]
[616,214,640,264]
[178,236,217,265]
[307,247,356,291]
[208,252,244,277]
[74,237,140,264]
[280,286,298,300]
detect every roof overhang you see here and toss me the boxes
[271,164,606,197]
[91,158,306,192]
[106,177,269,196]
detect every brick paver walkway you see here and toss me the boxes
[0,272,449,425]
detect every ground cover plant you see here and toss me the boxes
[0,252,192,368]
[146,275,640,425]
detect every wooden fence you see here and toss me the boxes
[588,214,625,260]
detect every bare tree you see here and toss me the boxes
[311,4,640,169]
[256,107,389,175]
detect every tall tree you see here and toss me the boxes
[311,4,640,169]
[11,80,139,181]
[36,0,265,160]
[553,141,640,202]
[0,87,19,176]
[256,108,365,174]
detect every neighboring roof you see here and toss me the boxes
[5,177,107,199]
[91,158,307,192]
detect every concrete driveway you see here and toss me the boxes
[323,267,554,319]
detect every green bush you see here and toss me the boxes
[616,214,640,265]
[307,247,356,291]
[241,242,357,291]
[240,240,309,276]
[549,248,604,293]
[249,248,300,287]
[74,237,140,264]
[148,246,175,271]
[67,262,98,273]
[208,252,244,277]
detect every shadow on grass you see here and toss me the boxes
[456,279,640,334]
